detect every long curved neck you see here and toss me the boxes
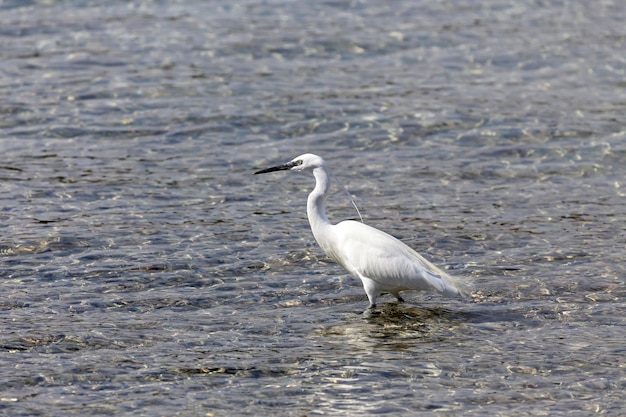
[307,166,332,230]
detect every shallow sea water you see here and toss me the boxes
[1,0,625,416]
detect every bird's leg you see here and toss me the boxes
[363,299,377,316]
[392,292,404,303]
[359,276,378,310]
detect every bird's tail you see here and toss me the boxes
[419,256,473,298]
[440,270,474,298]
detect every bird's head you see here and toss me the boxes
[254,153,325,175]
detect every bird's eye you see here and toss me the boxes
[294,160,303,166]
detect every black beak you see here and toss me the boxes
[254,161,298,175]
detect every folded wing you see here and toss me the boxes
[330,220,463,297]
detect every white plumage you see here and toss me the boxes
[255,153,468,309]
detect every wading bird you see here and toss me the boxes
[254,153,467,310]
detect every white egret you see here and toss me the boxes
[254,153,468,309]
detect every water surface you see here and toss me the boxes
[1,0,625,415]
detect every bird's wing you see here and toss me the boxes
[331,221,460,296]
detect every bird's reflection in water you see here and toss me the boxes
[312,302,466,354]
